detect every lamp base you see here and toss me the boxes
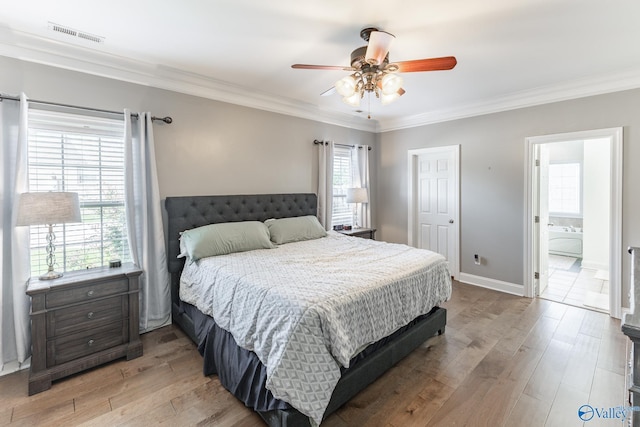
[40,225,63,280]
[39,270,63,280]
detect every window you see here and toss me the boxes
[27,109,131,276]
[332,146,354,226]
[549,162,581,215]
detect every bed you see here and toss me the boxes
[165,193,450,426]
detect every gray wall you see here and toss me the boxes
[4,54,639,305]
[0,55,377,208]
[376,88,640,303]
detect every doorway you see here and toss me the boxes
[524,128,622,318]
[407,145,460,279]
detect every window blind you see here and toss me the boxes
[332,146,353,226]
[27,109,131,276]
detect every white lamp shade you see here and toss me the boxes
[380,91,401,105]
[346,187,368,204]
[381,73,403,95]
[335,75,357,97]
[16,192,82,226]
[365,31,395,66]
[342,92,362,107]
[380,87,406,105]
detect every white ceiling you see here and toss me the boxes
[1,0,640,132]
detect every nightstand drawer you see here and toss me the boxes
[46,278,129,308]
[46,320,128,367]
[46,295,128,338]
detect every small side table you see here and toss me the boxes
[26,263,143,395]
[337,227,376,240]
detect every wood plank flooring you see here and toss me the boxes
[0,281,627,426]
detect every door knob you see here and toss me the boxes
[449,219,454,224]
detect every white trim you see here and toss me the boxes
[377,67,640,132]
[3,25,640,134]
[524,140,536,298]
[610,130,624,319]
[458,273,524,296]
[580,261,610,271]
[0,26,376,133]
[524,127,623,318]
[407,145,460,279]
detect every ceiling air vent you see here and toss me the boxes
[48,22,104,44]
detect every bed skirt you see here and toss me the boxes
[181,301,446,426]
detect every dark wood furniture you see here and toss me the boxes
[164,193,446,427]
[337,227,376,240]
[26,263,143,395]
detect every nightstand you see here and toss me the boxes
[337,227,376,240]
[26,263,143,395]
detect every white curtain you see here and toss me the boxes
[317,141,335,231]
[0,93,31,369]
[124,111,170,333]
[351,145,371,228]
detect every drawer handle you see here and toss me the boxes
[87,290,95,297]
[87,312,94,319]
[87,339,95,347]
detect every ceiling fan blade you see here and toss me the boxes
[291,64,353,71]
[394,56,457,73]
[365,31,395,65]
[320,87,336,97]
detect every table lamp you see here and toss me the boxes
[346,187,368,229]
[17,192,82,280]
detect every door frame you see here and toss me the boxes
[408,145,460,279]
[534,144,551,297]
[523,127,623,318]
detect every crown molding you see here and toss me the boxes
[2,25,639,135]
[376,66,640,132]
[0,26,377,133]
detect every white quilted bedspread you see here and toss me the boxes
[180,231,451,425]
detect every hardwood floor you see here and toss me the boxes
[0,281,627,426]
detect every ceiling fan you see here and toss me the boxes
[292,27,457,112]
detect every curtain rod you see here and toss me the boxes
[313,139,372,151]
[0,94,173,124]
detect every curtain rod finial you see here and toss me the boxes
[153,116,172,124]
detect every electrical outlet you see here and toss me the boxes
[474,254,481,265]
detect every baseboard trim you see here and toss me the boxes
[458,273,524,297]
[580,260,609,271]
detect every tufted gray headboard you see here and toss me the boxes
[164,193,318,341]
[165,193,318,273]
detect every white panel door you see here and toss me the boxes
[417,150,455,269]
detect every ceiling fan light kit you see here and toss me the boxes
[381,73,403,95]
[364,30,395,66]
[336,75,358,97]
[292,27,457,116]
[380,89,402,105]
[343,91,362,107]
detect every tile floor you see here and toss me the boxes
[539,254,610,313]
